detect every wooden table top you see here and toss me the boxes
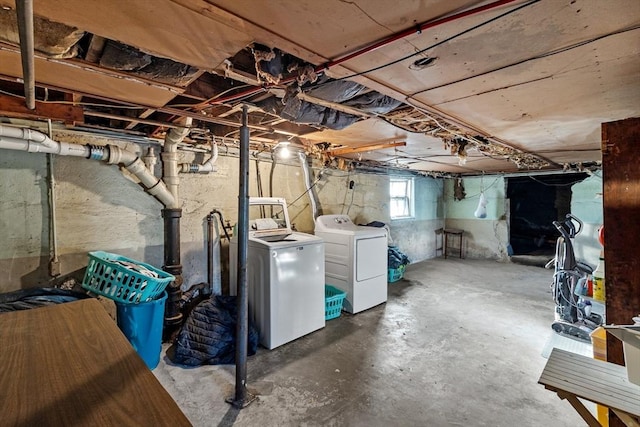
[539,348,640,417]
[0,298,191,426]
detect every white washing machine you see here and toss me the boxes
[230,197,325,350]
[314,214,388,314]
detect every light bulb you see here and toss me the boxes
[279,145,290,158]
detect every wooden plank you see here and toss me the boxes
[329,141,406,156]
[0,93,83,124]
[0,299,191,426]
[125,108,157,130]
[0,46,181,108]
[85,110,178,129]
[557,391,601,427]
[0,0,252,71]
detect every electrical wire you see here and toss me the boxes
[346,181,357,215]
[527,175,586,187]
[286,169,326,208]
[323,0,541,83]
[340,170,351,214]
[411,22,640,97]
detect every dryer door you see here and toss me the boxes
[355,235,387,281]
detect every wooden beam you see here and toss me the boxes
[84,110,179,129]
[329,141,406,156]
[602,116,640,427]
[125,108,156,130]
[0,93,83,124]
[556,392,601,427]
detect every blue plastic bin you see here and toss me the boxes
[115,291,167,369]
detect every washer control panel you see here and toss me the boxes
[315,214,357,231]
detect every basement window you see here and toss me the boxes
[390,177,414,219]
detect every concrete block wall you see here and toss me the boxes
[443,176,510,260]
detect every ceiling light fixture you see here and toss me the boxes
[276,141,291,159]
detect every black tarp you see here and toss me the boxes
[0,288,90,312]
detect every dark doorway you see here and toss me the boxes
[507,174,587,256]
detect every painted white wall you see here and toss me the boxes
[0,131,315,293]
[443,176,509,260]
[570,172,603,268]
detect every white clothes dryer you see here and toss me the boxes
[314,215,388,314]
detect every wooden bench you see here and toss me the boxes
[539,348,640,427]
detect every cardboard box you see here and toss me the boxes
[604,325,640,386]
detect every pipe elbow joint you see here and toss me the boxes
[107,145,137,166]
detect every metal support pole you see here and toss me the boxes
[162,208,183,341]
[227,104,255,408]
[15,0,35,110]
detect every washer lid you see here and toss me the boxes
[248,197,292,241]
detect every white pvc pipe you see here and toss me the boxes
[126,158,175,207]
[0,125,57,148]
[180,139,218,173]
[163,117,192,207]
[0,135,90,157]
[0,124,175,207]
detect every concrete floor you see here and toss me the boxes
[153,258,588,426]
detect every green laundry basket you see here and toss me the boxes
[115,291,167,369]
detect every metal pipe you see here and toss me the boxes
[15,0,35,110]
[162,208,183,340]
[233,104,251,407]
[46,120,60,277]
[298,151,319,220]
[322,0,519,70]
[206,210,222,296]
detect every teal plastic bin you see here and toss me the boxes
[116,291,167,369]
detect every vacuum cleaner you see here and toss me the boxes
[545,214,603,341]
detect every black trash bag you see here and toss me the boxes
[168,295,259,366]
[0,288,91,313]
[388,246,410,269]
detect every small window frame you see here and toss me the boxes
[390,177,415,220]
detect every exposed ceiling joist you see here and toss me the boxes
[329,141,406,156]
[0,93,83,124]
